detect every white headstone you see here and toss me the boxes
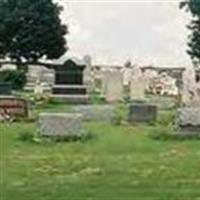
[121,61,133,87]
[130,66,146,101]
[103,70,123,103]
[182,66,200,107]
[83,55,95,92]
[34,81,44,95]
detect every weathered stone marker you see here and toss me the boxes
[38,113,84,137]
[102,70,123,103]
[177,107,200,132]
[177,66,200,134]
[129,104,157,123]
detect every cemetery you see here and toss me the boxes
[0,0,200,199]
[1,56,200,200]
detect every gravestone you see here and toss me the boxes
[177,107,200,132]
[83,55,95,92]
[129,104,157,123]
[24,65,54,92]
[102,70,123,103]
[177,66,200,134]
[0,96,28,120]
[130,66,147,101]
[121,61,133,87]
[39,113,83,137]
[52,59,89,103]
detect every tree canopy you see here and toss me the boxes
[180,0,200,65]
[0,0,68,63]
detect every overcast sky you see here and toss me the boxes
[57,0,192,67]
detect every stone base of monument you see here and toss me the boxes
[177,107,200,134]
[52,85,90,104]
[24,82,52,93]
[129,104,157,124]
[38,113,84,138]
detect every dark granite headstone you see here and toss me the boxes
[129,104,157,123]
[53,60,86,95]
[54,60,85,85]
[52,59,89,104]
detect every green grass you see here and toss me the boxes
[1,121,200,200]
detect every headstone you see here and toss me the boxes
[121,61,133,87]
[103,70,123,103]
[130,66,146,101]
[182,67,197,106]
[177,107,200,132]
[52,59,89,104]
[24,65,54,92]
[0,96,28,120]
[83,55,95,92]
[34,81,44,95]
[39,113,83,137]
[72,105,115,122]
[177,66,200,134]
[129,104,157,123]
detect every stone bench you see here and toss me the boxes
[38,113,84,137]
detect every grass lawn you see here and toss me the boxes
[1,120,200,200]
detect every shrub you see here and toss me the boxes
[18,131,35,142]
[157,111,175,126]
[112,103,127,126]
[0,70,26,90]
[149,125,173,141]
[18,130,42,143]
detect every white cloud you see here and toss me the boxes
[56,0,192,67]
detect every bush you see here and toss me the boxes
[157,111,175,126]
[18,131,42,143]
[18,131,35,142]
[0,70,26,90]
[149,125,173,141]
[112,103,127,126]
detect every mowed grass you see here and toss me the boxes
[1,121,200,200]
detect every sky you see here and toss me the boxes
[56,0,192,67]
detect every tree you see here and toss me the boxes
[0,0,67,63]
[180,0,200,66]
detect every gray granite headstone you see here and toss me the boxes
[129,104,157,123]
[38,113,83,137]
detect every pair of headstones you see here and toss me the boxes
[101,66,147,103]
